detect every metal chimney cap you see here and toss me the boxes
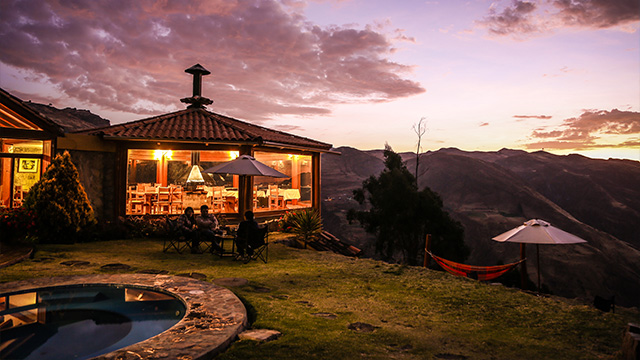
[185,64,211,76]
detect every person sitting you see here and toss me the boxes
[196,204,223,253]
[235,210,263,261]
[177,207,197,250]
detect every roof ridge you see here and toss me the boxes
[73,108,194,134]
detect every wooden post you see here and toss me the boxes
[423,234,432,268]
[536,244,541,294]
[520,243,527,290]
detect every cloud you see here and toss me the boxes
[478,0,640,38]
[553,0,640,29]
[525,109,640,150]
[479,122,490,127]
[0,0,425,122]
[514,114,552,120]
[480,1,541,36]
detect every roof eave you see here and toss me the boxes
[261,140,335,153]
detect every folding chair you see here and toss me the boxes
[248,226,269,263]
[163,216,191,254]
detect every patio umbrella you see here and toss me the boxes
[492,219,587,292]
[202,155,289,178]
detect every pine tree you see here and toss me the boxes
[23,151,96,243]
[348,145,468,265]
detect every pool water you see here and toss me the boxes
[0,285,186,360]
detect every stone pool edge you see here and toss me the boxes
[0,274,249,360]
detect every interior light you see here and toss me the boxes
[153,150,173,160]
[229,151,239,160]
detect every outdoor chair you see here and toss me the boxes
[248,226,269,263]
[163,216,191,254]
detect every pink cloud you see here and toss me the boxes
[478,0,639,37]
[0,0,425,122]
[513,114,552,120]
[525,109,640,150]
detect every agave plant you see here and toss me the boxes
[288,209,323,248]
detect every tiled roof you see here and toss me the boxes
[80,107,332,151]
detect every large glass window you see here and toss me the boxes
[253,152,312,212]
[0,138,49,208]
[125,149,240,215]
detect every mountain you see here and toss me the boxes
[26,102,110,132]
[321,146,640,308]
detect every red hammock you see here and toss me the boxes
[428,252,525,281]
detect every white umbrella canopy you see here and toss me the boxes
[492,219,587,245]
[202,155,289,178]
[492,219,587,292]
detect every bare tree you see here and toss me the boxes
[412,117,427,183]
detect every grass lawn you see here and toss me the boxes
[1,235,638,359]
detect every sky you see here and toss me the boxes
[1,0,639,160]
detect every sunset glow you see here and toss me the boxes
[1,0,638,160]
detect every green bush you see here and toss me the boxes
[287,209,323,248]
[23,151,96,243]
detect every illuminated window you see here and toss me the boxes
[253,152,312,212]
[0,138,49,208]
[125,149,240,215]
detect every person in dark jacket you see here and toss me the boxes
[235,210,260,260]
[177,207,197,250]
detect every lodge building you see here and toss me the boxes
[0,65,333,223]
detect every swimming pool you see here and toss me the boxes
[0,274,248,360]
[0,284,186,360]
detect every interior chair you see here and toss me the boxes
[212,186,224,212]
[128,185,145,214]
[163,216,191,254]
[268,185,284,210]
[12,186,23,207]
[169,185,183,214]
[154,186,171,214]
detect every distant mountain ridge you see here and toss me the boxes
[321,146,640,307]
[26,102,111,132]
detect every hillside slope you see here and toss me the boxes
[321,147,640,307]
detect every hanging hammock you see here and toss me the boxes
[428,251,525,281]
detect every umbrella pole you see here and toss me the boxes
[537,244,541,294]
[520,243,527,290]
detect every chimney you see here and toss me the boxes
[180,64,213,108]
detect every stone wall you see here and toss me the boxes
[62,149,116,222]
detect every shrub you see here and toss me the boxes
[23,151,96,243]
[124,215,169,238]
[287,209,323,248]
[0,207,37,245]
[276,211,296,233]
